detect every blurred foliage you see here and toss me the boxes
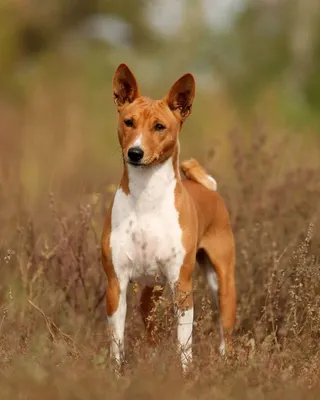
[0,0,157,84]
[209,0,320,124]
[1,0,320,118]
[0,0,320,214]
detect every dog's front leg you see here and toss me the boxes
[106,275,128,371]
[171,275,194,374]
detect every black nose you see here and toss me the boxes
[128,147,144,163]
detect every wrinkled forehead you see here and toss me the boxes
[120,97,177,125]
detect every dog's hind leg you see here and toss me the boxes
[198,229,236,355]
[197,249,225,355]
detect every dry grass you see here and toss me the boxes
[1,115,320,399]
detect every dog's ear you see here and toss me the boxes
[113,64,140,107]
[165,73,195,121]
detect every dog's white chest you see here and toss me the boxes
[110,159,185,285]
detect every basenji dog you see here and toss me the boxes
[101,64,236,373]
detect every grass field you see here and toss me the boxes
[1,51,320,398]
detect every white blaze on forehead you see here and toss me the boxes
[132,135,142,147]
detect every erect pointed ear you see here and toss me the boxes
[113,63,140,107]
[165,73,195,121]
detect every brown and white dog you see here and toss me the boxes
[101,64,236,373]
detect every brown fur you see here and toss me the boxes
[101,63,236,353]
[140,286,164,346]
[101,196,120,317]
[181,158,217,191]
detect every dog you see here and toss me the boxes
[101,63,236,373]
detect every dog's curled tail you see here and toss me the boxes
[180,158,217,191]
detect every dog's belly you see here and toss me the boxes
[110,188,185,286]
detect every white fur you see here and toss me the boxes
[109,157,189,367]
[132,135,142,147]
[176,307,194,373]
[108,280,128,365]
[207,175,217,191]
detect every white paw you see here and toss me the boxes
[219,341,226,357]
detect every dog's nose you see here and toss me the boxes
[128,147,144,163]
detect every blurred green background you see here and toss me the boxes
[0,0,320,218]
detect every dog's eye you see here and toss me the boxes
[154,123,165,131]
[124,119,134,127]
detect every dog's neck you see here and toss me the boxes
[120,144,181,202]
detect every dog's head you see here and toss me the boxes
[113,63,195,167]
